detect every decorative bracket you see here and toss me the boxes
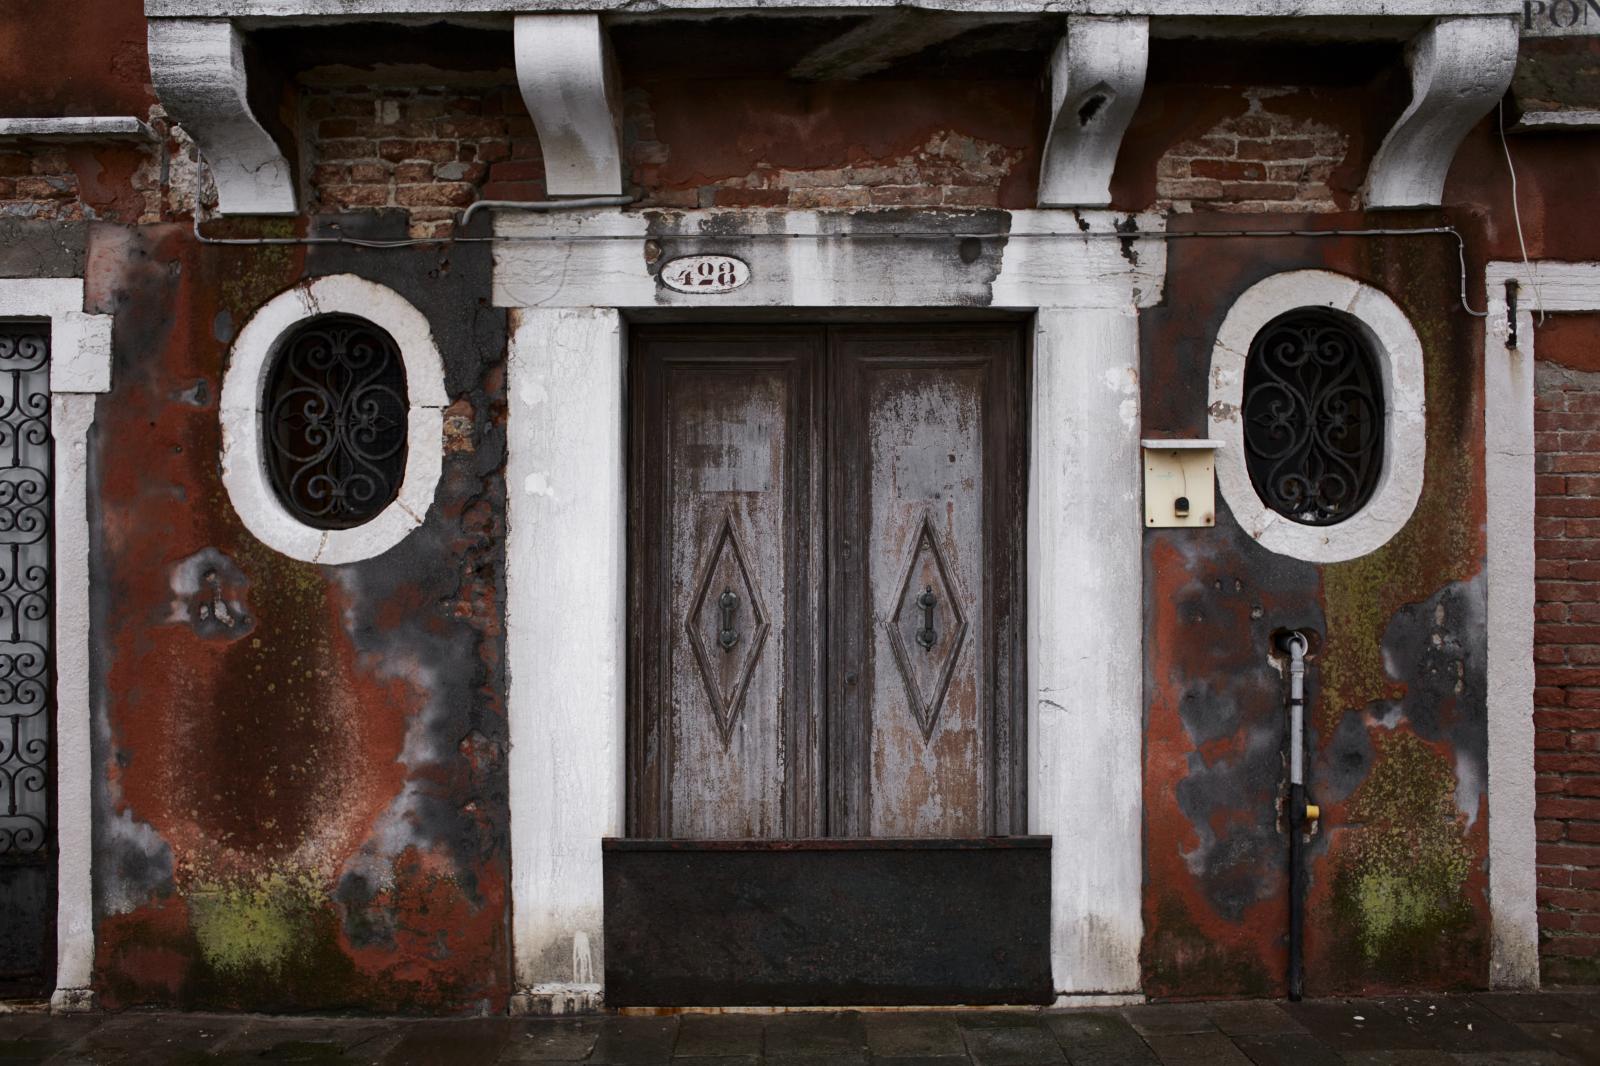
[148,19,296,215]
[1038,16,1148,208]
[1365,16,1519,209]
[514,15,625,198]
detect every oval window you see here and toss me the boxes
[1242,308,1384,526]
[263,314,409,530]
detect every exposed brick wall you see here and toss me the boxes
[1534,323,1600,982]
[1155,88,1351,213]
[305,86,543,239]
[623,88,1024,210]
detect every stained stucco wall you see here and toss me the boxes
[84,220,511,1011]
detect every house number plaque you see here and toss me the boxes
[660,255,751,294]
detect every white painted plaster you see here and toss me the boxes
[513,15,624,197]
[145,0,1524,21]
[1038,17,1149,208]
[0,118,154,142]
[1031,308,1145,998]
[1208,269,1426,563]
[505,307,625,1012]
[495,209,1160,1005]
[1512,110,1600,131]
[1483,260,1600,989]
[218,274,447,564]
[147,18,296,215]
[0,279,113,1012]
[1365,16,1519,208]
[494,209,1166,311]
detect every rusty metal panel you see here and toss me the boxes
[602,837,1052,1007]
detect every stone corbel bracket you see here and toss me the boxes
[1365,16,1519,209]
[1038,16,1149,208]
[514,15,624,198]
[148,18,296,216]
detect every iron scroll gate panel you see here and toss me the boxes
[0,322,54,997]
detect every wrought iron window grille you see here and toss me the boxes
[1242,309,1384,527]
[264,315,409,530]
[0,322,52,866]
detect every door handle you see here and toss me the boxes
[719,588,739,650]
[916,586,938,649]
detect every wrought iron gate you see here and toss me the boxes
[0,322,54,997]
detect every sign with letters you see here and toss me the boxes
[659,255,751,294]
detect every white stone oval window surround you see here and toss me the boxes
[1208,269,1425,564]
[220,275,447,565]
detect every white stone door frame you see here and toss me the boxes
[1484,260,1600,990]
[494,209,1165,1011]
[0,278,113,1012]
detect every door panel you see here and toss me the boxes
[831,329,1023,838]
[629,324,1022,842]
[631,332,821,838]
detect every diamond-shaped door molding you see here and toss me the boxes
[686,510,771,748]
[886,512,970,742]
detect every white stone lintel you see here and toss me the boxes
[0,117,155,142]
[148,18,297,215]
[514,15,624,198]
[1365,15,1520,209]
[1038,16,1149,208]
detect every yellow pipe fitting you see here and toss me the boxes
[1305,804,1321,822]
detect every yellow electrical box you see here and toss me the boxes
[1142,439,1222,528]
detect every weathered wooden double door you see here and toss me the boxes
[629,324,1025,840]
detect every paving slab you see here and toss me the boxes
[1229,1032,1343,1066]
[1041,1010,1158,1065]
[763,1011,867,1057]
[1477,996,1595,1025]
[863,1013,967,1058]
[1338,1053,1458,1065]
[1451,1050,1584,1065]
[1380,998,1543,1054]
[1516,1022,1600,1064]
[1142,1032,1254,1066]
[588,1016,679,1065]
[962,1024,1066,1066]
[1120,1004,1222,1037]
[499,1019,601,1062]
[1203,1003,1305,1038]
[954,1011,1047,1029]
[382,1019,516,1066]
[672,1013,764,1058]
[1284,999,1441,1051]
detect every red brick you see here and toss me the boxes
[395,182,476,208]
[320,184,390,208]
[486,160,546,184]
[1536,709,1600,729]
[1234,138,1320,161]
[1191,159,1269,180]
[869,185,943,207]
[1540,842,1600,867]
[1539,797,1600,819]
[1538,886,1600,911]
[478,179,549,202]
[713,187,789,208]
[349,162,391,183]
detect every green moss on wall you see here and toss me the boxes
[1328,731,1476,983]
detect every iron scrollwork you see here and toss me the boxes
[0,323,53,862]
[1242,309,1384,526]
[264,315,409,530]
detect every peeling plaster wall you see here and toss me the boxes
[83,216,511,1012]
[1140,233,1490,997]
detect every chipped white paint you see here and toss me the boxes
[218,274,447,564]
[147,19,296,215]
[497,209,1158,1004]
[1039,17,1149,208]
[1483,260,1600,990]
[1513,110,1600,131]
[0,279,113,1012]
[146,0,1525,19]
[1365,16,1519,208]
[1031,308,1145,999]
[506,307,625,1015]
[494,209,1166,310]
[514,15,624,197]
[0,117,155,142]
[1208,269,1426,563]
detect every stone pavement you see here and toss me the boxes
[6,993,1600,1065]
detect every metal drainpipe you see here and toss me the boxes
[1282,631,1319,1001]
